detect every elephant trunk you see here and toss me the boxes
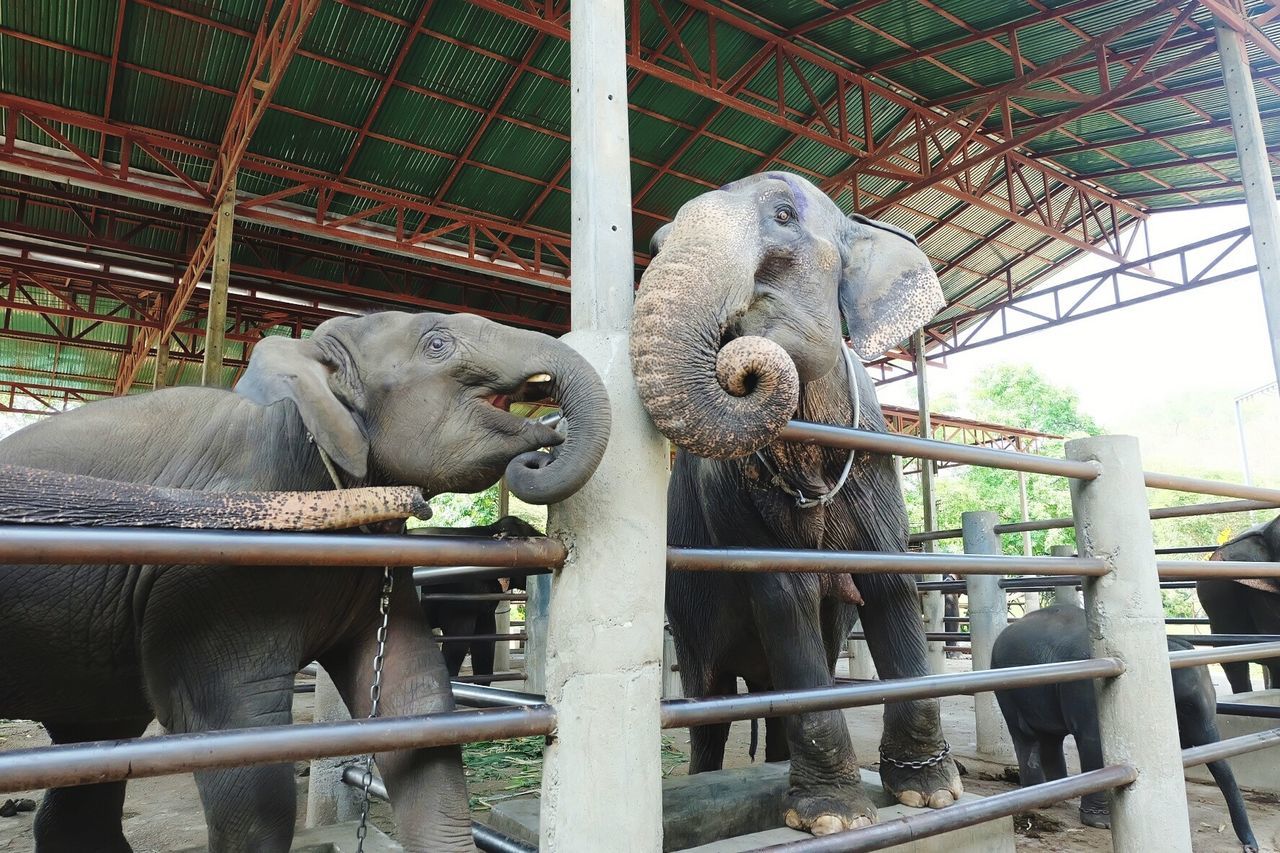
[630,223,799,460]
[503,338,611,505]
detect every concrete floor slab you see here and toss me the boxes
[175,822,403,852]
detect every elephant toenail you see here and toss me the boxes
[811,815,847,836]
[928,790,955,808]
[784,809,802,830]
[898,791,926,808]
[852,815,875,829]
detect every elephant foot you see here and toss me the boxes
[783,783,877,837]
[1079,793,1110,829]
[877,745,963,809]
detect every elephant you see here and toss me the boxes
[629,171,959,837]
[0,311,610,853]
[414,516,539,686]
[992,605,1257,852]
[1198,514,1280,693]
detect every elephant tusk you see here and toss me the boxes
[0,464,431,531]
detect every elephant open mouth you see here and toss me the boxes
[482,372,554,412]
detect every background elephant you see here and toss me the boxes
[1199,514,1280,693]
[0,311,610,853]
[629,171,958,837]
[992,605,1256,852]
[414,516,538,686]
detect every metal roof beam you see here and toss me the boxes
[1196,0,1280,67]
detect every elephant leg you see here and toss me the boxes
[1074,733,1110,829]
[750,575,875,836]
[1007,728,1045,788]
[688,673,736,774]
[1197,580,1257,693]
[469,607,497,688]
[34,719,149,853]
[324,568,475,853]
[1178,686,1259,852]
[858,573,962,810]
[1039,735,1068,782]
[435,612,474,680]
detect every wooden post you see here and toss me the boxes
[201,173,235,387]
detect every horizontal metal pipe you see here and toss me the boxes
[1155,545,1218,555]
[1169,641,1280,669]
[905,500,1274,545]
[453,672,526,683]
[339,767,537,853]
[849,632,969,642]
[0,526,566,569]
[1169,634,1280,645]
[1157,560,1280,578]
[1182,728,1280,768]
[659,657,1124,729]
[0,706,556,793]
[914,580,968,592]
[1144,471,1280,504]
[415,566,551,585]
[753,764,1137,852]
[1166,618,1211,625]
[780,421,1102,480]
[419,593,529,601]
[436,633,527,644]
[451,683,544,708]
[998,575,1083,590]
[666,547,1106,576]
[1218,702,1280,720]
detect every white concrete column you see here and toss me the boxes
[305,666,361,826]
[846,637,877,680]
[524,573,550,694]
[538,1,669,849]
[1017,471,1039,614]
[962,511,1014,762]
[1217,22,1280,386]
[1068,436,1191,853]
[494,601,512,673]
[662,625,683,699]
[1049,545,1082,607]
[914,333,945,673]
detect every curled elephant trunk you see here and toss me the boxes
[631,246,799,460]
[0,464,432,529]
[503,338,612,505]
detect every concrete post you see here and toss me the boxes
[538,2,669,849]
[1049,545,1082,607]
[1217,22,1280,387]
[152,333,170,390]
[202,173,235,387]
[662,625,683,699]
[494,600,512,673]
[914,332,945,673]
[846,636,877,680]
[1067,436,1192,853]
[523,573,550,693]
[961,511,1014,762]
[305,665,361,826]
[1017,470,1039,614]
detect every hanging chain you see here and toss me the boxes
[356,564,394,852]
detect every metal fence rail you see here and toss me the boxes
[0,705,556,794]
[1158,560,1280,578]
[1182,729,1280,768]
[1168,641,1280,669]
[667,548,1103,576]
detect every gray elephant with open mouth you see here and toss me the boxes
[0,311,610,853]
[630,171,958,836]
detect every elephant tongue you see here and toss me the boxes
[487,393,513,411]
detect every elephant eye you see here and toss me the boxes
[422,333,453,357]
[775,204,795,224]
[427,337,446,352]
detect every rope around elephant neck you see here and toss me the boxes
[311,437,391,853]
[753,344,860,510]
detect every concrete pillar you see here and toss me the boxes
[202,173,235,387]
[1067,436,1191,853]
[914,332,945,673]
[962,512,1014,762]
[1048,545,1082,607]
[494,600,512,673]
[846,637,877,680]
[305,666,361,826]
[524,573,550,694]
[538,2,669,849]
[152,333,170,390]
[1217,22,1280,387]
[1016,471,1039,614]
[662,625,683,699]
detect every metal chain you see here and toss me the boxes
[356,565,394,852]
[878,743,952,770]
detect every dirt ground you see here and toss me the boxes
[1,660,1277,852]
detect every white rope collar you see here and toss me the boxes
[753,344,860,510]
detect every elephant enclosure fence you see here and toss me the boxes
[2,419,1279,852]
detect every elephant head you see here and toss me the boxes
[630,171,943,459]
[237,311,611,504]
[1211,515,1280,564]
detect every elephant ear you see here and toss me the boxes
[235,331,369,480]
[837,213,944,360]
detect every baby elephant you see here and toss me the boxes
[992,605,1256,852]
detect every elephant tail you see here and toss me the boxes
[749,718,758,762]
[1206,758,1258,852]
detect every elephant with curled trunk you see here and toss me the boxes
[0,311,610,853]
[630,172,959,836]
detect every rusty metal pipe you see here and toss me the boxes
[436,633,527,644]
[1168,642,1280,669]
[1158,559,1280,578]
[0,526,565,569]
[753,764,1137,852]
[667,547,1104,576]
[1182,728,1280,768]
[0,706,555,794]
[1144,471,1280,503]
[659,657,1123,728]
[451,683,543,708]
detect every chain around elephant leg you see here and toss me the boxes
[877,697,963,809]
